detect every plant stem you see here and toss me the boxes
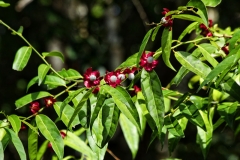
[54,82,79,99]
[107,148,121,160]
[0,20,65,79]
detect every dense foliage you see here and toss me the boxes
[2,0,240,159]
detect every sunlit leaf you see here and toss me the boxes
[43,75,66,87]
[164,115,184,137]
[28,120,38,160]
[178,22,199,41]
[152,25,161,41]
[15,91,52,109]
[117,52,137,69]
[36,140,48,160]
[26,76,38,92]
[42,51,64,62]
[12,46,32,71]
[36,114,64,159]
[141,69,164,137]
[7,114,21,134]
[38,64,50,86]
[197,45,218,67]
[57,68,83,80]
[0,1,10,7]
[201,0,222,7]
[172,14,204,24]
[0,142,3,160]
[5,128,26,160]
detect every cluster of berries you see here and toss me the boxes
[29,97,56,114]
[199,20,213,37]
[161,8,173,29]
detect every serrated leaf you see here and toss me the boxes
[53,102,80,128]
[5,128,26,160]
[86,129,107,160]
[161,28,175,71]
[42,51,64,62]
[38,64,50,86]
[15,91,52,109]
[141,69,164,137]
[28,120,38,160]
[7,115,21,134]
[201,0,221,7]
[174,51,211,78]
[101,85,141,133]
[178,22,199,41]
[136,29,153,68]
[0,1,10,7]
[62,130,95,159]
[197,45,218,67]
[172,14,204,24]
[36,115,64,159]
[120,113,139,159]
[198,54,237,91]
[187,0,208,26]
[68,89,93,129]
[36,140,48,160]
[12,46,32,71]
[152,25,161,41]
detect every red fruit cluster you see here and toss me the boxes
[140,51,158,71]
[221,43,229,55]
[161,8,173,28]
[29,97,56,115]
[199,20,213,37]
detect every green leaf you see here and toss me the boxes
[26,76,39,92]
[57,68,83,80]
[141,69,165,137]
[198,54,237,91]
[101,85,141,133]
[78,98,90,128]
[137,29,153,68]
[197,110,213,159]
[36,140,48,160]
[152,25,161,41]
[38,64,50,86]
[228,30,240,51]
[7,114,21,134]
[5,128,26,160]
[15,91,52,109]
[217,102,238,129]
[178,22,199,41]
[197,45,218,67]
[43,75,66,87]
[119,113,139,159]
[12,46,32,71]
[187,0,208,26]
[17,26,24,35]
[62,130,95,159]
[221,78,240,102]
[170,66,189,85]
[161,28,175,71]
[42,51,64,62]
[36,114,64,159]
[0,1,10,7]
[168,132,181,155]
[174,51,211,78]
[53,102,80,128]
[117,52,138,69]
[0,142,3,160]
[135,94,147,136]
[164,115,184,137]
[86,129,107,160]
[28,120,38,160]
[201,0,222,7]
[68,89,93,129]
[172,14,204,24]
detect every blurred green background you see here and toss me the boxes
[1,0,240,159]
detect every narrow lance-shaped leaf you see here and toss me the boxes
[119,113,139,159]
[68,89,93,129]
[28,120,38,160]
[201,0,221,7]
[141,69,165,137]
[12,46,32,71]
[36,114,64,159]
[38,64,50,86]
[116,52,138,69]
[174,51,211,78]
[161,28,175,71]
[53,102,80,128]
[197,45,218,67]
[0,142,3,160]
[178,22,199,41]
[101,85,141,134]
[43,75,66,87]
[42,51,64,62]
[26,76,39,92]
[57,68,83,80]
[15,91,52,109]
[62,130,95,159]
[7,114,21,134]
[172,14,204,24]
[136,29,153,68]
[170,66,189,85]
[187,0,208,26]
[5,128,26,160]
[36,140,48,160]
[164,115,184,137]
[0,1,10,7]
[221,78,240,102]
[152,25,161,41]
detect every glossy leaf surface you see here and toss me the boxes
[12,46,32,71]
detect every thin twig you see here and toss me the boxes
[107,148,120,160]
[131,0,150,31]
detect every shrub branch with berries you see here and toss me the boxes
[1,0,240,159]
